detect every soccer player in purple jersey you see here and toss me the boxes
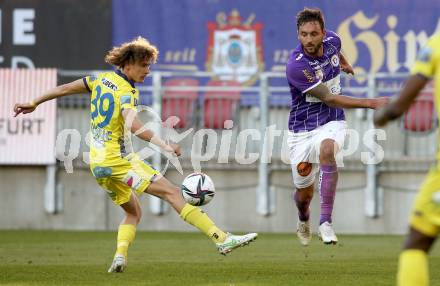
[286,8,388,245]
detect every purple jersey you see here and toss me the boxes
[286,30,345,132]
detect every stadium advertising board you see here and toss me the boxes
[0,69,57,164]
[0,0,111,69]
[113,0,440,89]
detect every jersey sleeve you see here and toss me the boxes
[119,89,138,112]
[411,35,439,78]
[286,58,321,93]
[325,30,342,52]
[82,75,97,93]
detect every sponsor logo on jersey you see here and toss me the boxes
[101,78,118,91]
[315,69,324,81]
[302,69,315,83]
[331,54,340,67]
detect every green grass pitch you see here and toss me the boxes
[1,231,439,285]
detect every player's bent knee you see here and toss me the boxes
[320,145,335,160]
[124,209,142,225]
[135,209,142,224]
[131,207,142,219]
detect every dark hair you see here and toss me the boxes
[296,8,325,31]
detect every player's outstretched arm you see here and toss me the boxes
[339,52,354,75]
[121,108,181,156]
[13,79,88,117]
[308,83,388,109]
[374,74,429,127]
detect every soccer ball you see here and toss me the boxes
[181,173,215,206]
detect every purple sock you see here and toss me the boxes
[293,191,310,222]
[319,164,338,225]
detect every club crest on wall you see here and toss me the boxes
[206,10,264,85]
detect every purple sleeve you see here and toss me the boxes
[325,30,341,52]
[286,58,321,93]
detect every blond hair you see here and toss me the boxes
[105,36,158,68]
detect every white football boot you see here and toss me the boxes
[216,232,258,255]
[318,221,338,245]
[297,220,312,246]
[108,254,127,273]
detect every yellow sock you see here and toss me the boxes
[179,203,226,243]
[115,224,136,258]
[397,249,428,286]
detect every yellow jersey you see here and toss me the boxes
[411,33,440,158]
[83,70,139,166]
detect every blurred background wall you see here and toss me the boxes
[1,0,439,234]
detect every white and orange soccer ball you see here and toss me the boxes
[181,173,215,206]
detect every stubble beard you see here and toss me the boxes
[304,42,323,57]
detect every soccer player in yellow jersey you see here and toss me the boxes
[374,34,440,286]
[13,36,257,273]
